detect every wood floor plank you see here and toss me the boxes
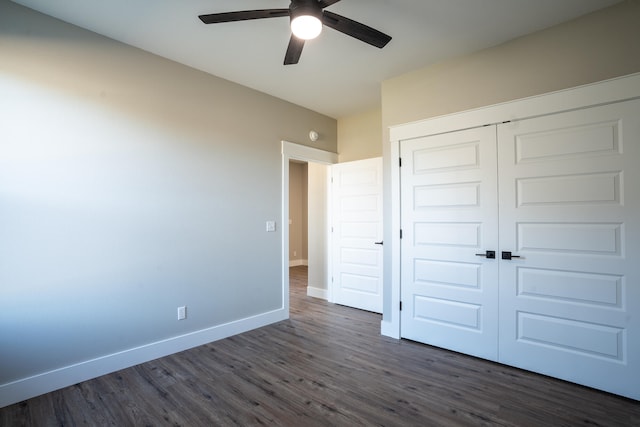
[1,266,639,426]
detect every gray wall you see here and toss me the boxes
[380,0,640,323]
[0,0,336,400]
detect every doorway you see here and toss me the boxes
[281,141,337,315]
[289,160,330,300]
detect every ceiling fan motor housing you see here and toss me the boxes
[289,0,323,22]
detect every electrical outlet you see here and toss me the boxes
[293,251,297,257]
[177,306,187,320]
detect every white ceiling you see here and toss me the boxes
[12,0,621,118]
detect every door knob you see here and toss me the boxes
[501,251,521,260]
[475,250,495,259]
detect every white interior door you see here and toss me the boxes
[331,157,383,313]
[497,99,640,399]
[400,127,500,360]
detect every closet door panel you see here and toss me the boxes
[400,126,499,361]
[497,99,640,400]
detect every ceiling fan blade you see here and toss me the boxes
[284,35,305,65]
[199,9,289,24]
[318,0,341,8]
[322,11,391,48]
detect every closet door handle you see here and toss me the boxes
[501,251,521,260]
[475,250,495,259]
[375,241,384,245]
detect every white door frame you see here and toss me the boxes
[282,141,338,315]
[385,72,640,339]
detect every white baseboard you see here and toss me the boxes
[381,319,400,339]
[289,259,308,267]
[307,285,328,300]
[0,308,287,408]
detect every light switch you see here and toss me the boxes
[266,221,276,232]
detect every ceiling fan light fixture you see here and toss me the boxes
[290,1,323,40]
[291,15,322,39]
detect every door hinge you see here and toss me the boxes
[400,229,403,239]
[399,301,403,311]
[399,157,402,167]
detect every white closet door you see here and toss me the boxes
[401,127,499,361]
[497,99,640,400]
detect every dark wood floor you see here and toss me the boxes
[2,266,639,426]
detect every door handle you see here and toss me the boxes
[375,241,384,245]
[501,251,521,260]
[475,250,495,259]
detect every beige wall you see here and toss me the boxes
[382,0,640,129]
[289,161,308,264]
[337,108,382,162]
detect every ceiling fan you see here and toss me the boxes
[198,0,392,65]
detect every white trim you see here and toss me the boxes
[386,72,640,341]
[325,168,334,303]
[381,139,402,339]
[281,141,338,319]
[307,286,328,300]
[289,259,308,267]
[0,308,286,408]
[381,320,398,339]
[282,141,338,164]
